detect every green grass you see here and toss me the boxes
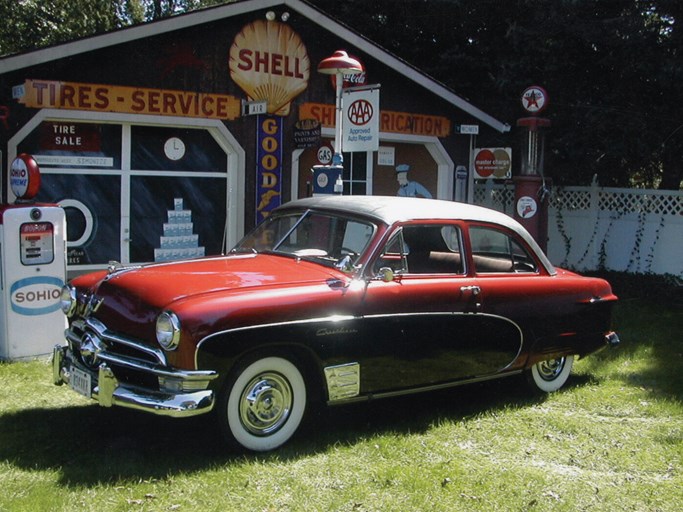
[1,297,681,511]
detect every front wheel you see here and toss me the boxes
[217,356,307,452]
[526,355,574,393]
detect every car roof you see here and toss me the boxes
[281,196,509,224]
[279,196,556,275]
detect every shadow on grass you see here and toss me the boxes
[0,374,574,487]
[600,299,683,399]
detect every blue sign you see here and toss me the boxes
[256,115,283,223]
[312,165,343,195]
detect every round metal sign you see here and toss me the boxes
[10,153,41,200]
[517,196,538,219]
[316,142,334,165]
[521,86,548,114]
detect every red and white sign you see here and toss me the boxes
[517,196,538,219]
[521,86,548,114]
[10,153,41,200]
[330,55,367,90]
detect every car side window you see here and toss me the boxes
[373,230,408,274]
[400,224,465,274]
[469,226,538,273]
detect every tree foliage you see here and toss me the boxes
[0,1,134,55]
[0,0,680,188]
[0,1,227,55]
[310,0,681,189]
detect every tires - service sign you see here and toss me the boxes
[342,87,380,152]
[473,148,512,179]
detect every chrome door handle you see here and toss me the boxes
[460,285,481,296]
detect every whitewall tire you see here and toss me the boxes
[527,355,575,393]
[219,356,307,452]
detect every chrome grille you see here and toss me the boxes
[66,317,167,369]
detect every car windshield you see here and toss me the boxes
[232,210,376,270]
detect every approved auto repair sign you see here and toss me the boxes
[342,87,380,152]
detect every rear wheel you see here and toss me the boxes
[217,356,307,452]
[527,355,574,393]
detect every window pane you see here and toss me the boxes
[470,226,536,273]
[19,122,122,169]
[401,225,464,274]
[131,126,227,172]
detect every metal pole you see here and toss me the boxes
[333,72,343,165]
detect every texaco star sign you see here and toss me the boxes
[521,86,548,114]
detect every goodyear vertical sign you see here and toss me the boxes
[256,115,283,223]
[343,87,380,153]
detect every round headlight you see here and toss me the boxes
[60,285,77,317]
[156,311,181,351]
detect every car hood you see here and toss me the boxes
[68,253,351,366]
[87,253,344,311]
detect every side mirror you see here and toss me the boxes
[334,254,354,272]
[376,267,395,282]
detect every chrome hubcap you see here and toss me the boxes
[239,372,292,436]
[537,357,566,381]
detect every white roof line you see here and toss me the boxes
[0,0,510,133]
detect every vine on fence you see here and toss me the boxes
[645,214,666,273]
[477,183,678,275]
[552,193,571,268]
[627,210,648,273]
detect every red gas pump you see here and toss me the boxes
[0,154,67,360]
[515,86,551,252]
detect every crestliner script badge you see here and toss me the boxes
[316,327,358,337]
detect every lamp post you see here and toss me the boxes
[317,50,363,166]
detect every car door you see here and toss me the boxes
[465,223,605,362]
[356,222,522,394]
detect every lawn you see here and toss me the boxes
[1,288,681,511]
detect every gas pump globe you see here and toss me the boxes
[0,154,67,360]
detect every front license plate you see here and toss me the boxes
[70,367,92,399]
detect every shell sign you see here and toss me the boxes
[229,20,310,116]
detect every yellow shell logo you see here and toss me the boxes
[229,20,310,116]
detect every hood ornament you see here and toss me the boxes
[76,293,104,318]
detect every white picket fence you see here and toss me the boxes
[474,181,683,277]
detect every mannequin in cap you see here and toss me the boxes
[396,164,432,198]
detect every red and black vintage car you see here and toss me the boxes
[54,196,619,451]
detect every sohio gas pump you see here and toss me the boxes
[0,154,67,360]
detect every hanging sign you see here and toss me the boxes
[342,87,380,152]
[293,119,321,149]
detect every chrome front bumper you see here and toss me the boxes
[52,344,216,418]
